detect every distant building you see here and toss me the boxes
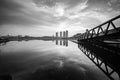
[56,32,58,38]
[60,32,62,38]
[63,31,66,38]
[66,30,68,38]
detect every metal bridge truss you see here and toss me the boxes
[78,15,120,41]
[76,15,120,80]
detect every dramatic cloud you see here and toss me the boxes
[0,0,120,36]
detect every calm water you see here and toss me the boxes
[0,40,109,80]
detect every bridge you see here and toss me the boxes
[0,13,120,80]
[76,15,120,80]
[78,15,120,42]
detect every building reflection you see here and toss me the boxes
[55,39,68,47]
[60,40,62,45]
[56,39,58,45]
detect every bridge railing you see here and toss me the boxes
[78,15,120,40]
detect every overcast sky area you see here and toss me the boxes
[0,0,120,36]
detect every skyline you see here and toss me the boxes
[0,0,120,36]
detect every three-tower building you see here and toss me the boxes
[55,30,68,38]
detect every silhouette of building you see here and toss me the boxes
[60,32,62,38]
[56,32,58,38]
[63,31,66,38]
[66,30,68,38]
[55,30,68,39]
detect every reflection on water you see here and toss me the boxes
[0,42,7,46]
[55,39,68,47]
[78,42,120,80]
[0,40,109,80]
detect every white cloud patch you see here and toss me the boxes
[0,0,120,36]
[65,0,88,19]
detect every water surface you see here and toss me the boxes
[0,40,109,80]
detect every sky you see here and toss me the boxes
[0,0,120,37]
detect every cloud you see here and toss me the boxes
[0,0,60,26]
[0,0,120,36]
[65,0,88,19]
[0,0,35,25]
[108,0,120,11]
[0,0,22,25]
[33,0,57,7]
[33,3,66,17]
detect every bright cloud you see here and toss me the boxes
[0,0,120,36]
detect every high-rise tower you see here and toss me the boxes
[56,32,58,38]
[66,30,68,38]
[63,31,66,38]
[60,31,62,38]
